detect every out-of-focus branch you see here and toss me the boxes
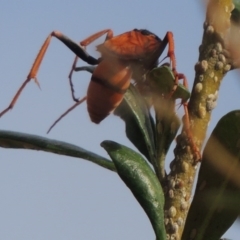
[163,0,235,238]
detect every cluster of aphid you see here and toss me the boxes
[164,174,190,240]
[163,18,235,239]
[194,21,233,120]
[163,147,196,240]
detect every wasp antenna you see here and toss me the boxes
[47,96,87,134]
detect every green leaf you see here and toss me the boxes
[71,66,157,167]
[148,65,190,102]
[114,84,156,166]
[101,140,166,240]
[231,0,240,24]
[0,130,115,172]
[147,65,184,179]
[182,110,240,240]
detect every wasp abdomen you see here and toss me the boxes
[87,59,132,123]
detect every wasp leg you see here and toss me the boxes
[182,103,201,162]
[176,74,201,162]
[74,66,96,74]
[161,32,177,77]
[47,96,87,133]
[68,29,113,102]
[54,31,99,65]
[0,31,103,117]
[67,64,97,101]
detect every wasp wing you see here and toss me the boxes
[97,30,162,60]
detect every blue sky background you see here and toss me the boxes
[0,1,239,239]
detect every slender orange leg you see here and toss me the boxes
[165,32,177,76]
[0,29,112,117]
[182,103,201,162]
[162,33,183,101]
[47,96,87,134]
[80,29,113,46]
[158,33,201,160]
[159,32,177,80]
[176,73,201,162]
[47,30,116,132]
[68,29,114,102]
[0,34,52,117]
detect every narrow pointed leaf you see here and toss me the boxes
[0,130,115,171]
[182,110,240,240]
[114,84,156,166]
[101,140,166,240]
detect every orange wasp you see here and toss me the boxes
[0,29,178,124]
